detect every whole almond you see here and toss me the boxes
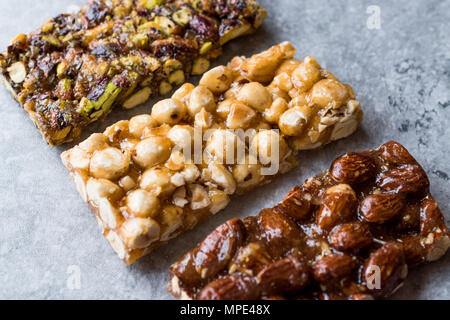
[264,296,287,300]
[257,255,310,295]
[379,141,416,165]
[420,195,447,235]
[377,164,429,194]
[316,184,358,232]
[258,208,303,258]
[199,275,259,300]
[329,222,373,252]
[275,185,312,221]
[348,293,375,300]
[330,152,376,185]
[360,193,405,224]
[313,253,358,284]
[170,218,245,285]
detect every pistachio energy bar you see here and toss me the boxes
[61,42,363,265]
[0,0,266,145]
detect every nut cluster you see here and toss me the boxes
[168,141,449,300]
[1,0,267,145]
[62,42,363,265]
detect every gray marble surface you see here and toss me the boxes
[0,0,449,300]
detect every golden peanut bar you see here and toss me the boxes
[0,0,266,145]
[61,42,363,265]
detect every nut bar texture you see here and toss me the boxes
[0,0,266,145]
[168,141,450,300]
[61,42,363,265]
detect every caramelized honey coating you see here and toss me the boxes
[0,0,267,145]
[168,141,449,300]
[61,42,363,265]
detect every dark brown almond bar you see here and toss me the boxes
[168,141,449,300]
[0,0,266,145]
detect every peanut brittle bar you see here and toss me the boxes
[0,0,266,145]
[61,42,363,265]
[168,141,450,300]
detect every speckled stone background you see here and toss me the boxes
[0,0,448,300]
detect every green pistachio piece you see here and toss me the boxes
[143,56,161,72]
[77,98,89,114]
[138,16,176,35]
[51,126,72,144]
[163,59,182,74]
[89,110,105,119]
[155,16,177,35]
[142,0,165,10]
[120,56,142,69]
[200,42,213,55]
[137,22,156,31]
[81,82,122,117]
[168,70,185,86]
[159,81,173,95]
[172,9,192,26]
[123,87,152,109]
[41,35,62,47]
[56,62,67,77]
[192,57,210,75]
[131,33,149,48]
[61,78,72,91]
[219,23,252,45]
